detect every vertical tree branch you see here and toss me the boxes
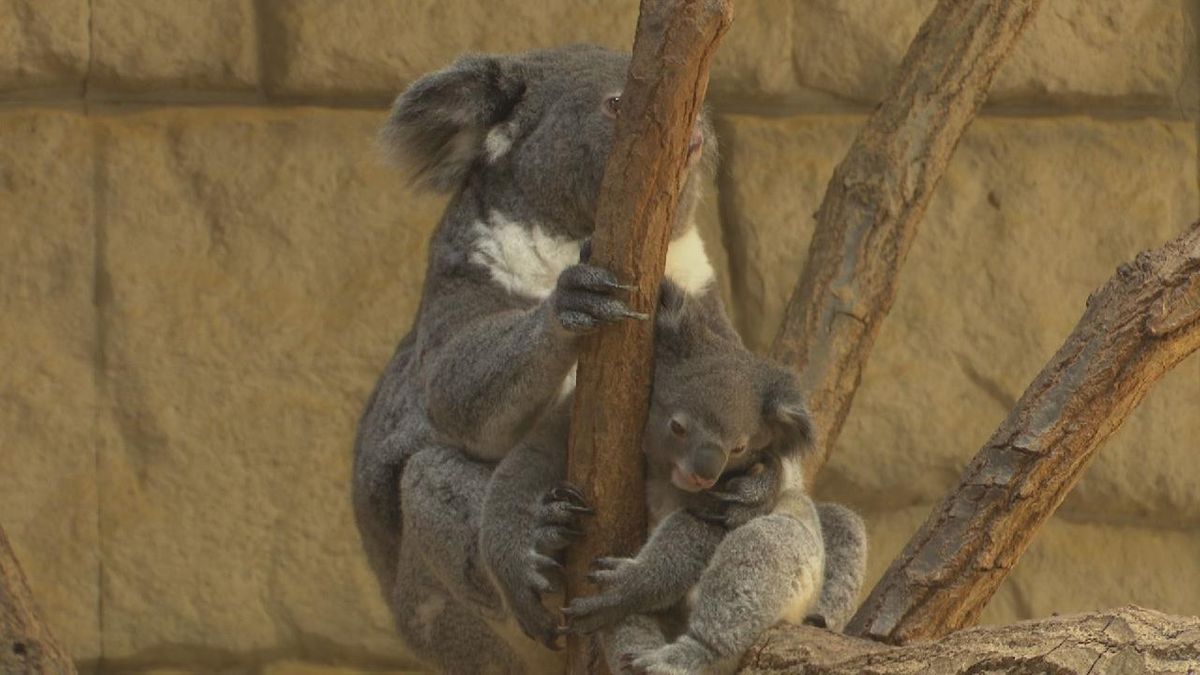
[768,0,1044,488]
[847,222,1200,643]
[565,1,733,672]
[0,523,76,674]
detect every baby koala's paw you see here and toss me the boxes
[690,460,781,529]
[624,636,715,675]
[560,557,641,635]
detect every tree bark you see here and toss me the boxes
[767,0,1044,489]
[565,1,733,672]
[847,222,1200,644]
[740,606,1200,674]
[0,524,76,674]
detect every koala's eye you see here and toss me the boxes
[603,95,622,118]
[731,444,747,456]
[669,418,687,437]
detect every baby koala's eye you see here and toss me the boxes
[603,94,622,118]
[730,444,747,456]
[669,418,687,437]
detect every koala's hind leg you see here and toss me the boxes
[400,446,502,614]
[393,540,523,675]
[812,502,867,631]
[601,614,668,673]
[630,500,824,675]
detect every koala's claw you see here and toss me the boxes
[553,264,643,333]
[690,509,729,527]
[589,556,621,571]
[548,483,589,508]
[533,483,593,552]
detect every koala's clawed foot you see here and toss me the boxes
[553,264,645,334]
[560,557,640,634]
[625,637,714,675]
[500,548,565,650]
[533,482,593,553]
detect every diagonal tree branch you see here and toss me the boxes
[0,523,76,674]
[565,1,733,672]
[768,0,1044,489]
[847,221,1200,643]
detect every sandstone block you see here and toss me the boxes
[259,0,640,99]
[0,0,89,94]
[786,0,1195,106]
[92,107,441,664]
[721,114,1200,521]
[91,0,258,93]
[0,109,100,661]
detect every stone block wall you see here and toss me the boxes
[2,2,1197,673]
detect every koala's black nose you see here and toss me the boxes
[688,445,727,483]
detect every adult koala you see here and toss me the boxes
[352,45,730,674]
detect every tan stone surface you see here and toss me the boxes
[0,110,100,660]
[721,114,1200,521]
[0,0,89,94]
[91,107,440,664]
[787,0,1195,106]
[259,0,640,99]
[258,1,1195,107]
[859,507,1200,627]
[91,0,258,93]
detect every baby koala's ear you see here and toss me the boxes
[379,53,526,192]
[763,370,815,458]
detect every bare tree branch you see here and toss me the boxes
[741,606,1200,674]
[847,221,1200,643]
[565,1,733,672]
[767,0,1044,489]
[0,523,76,674]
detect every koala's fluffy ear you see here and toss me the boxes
[379,54,526,192]
[763,374,815,458]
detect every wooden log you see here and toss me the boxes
[741,606,1200,674]
[565,1,733,672]
[767,0,1044,488]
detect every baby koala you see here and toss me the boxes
[561,286,865,674]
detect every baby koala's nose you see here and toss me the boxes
[687,446,726,487]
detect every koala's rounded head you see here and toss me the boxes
[644,353,814,493]
[380,44,714,238]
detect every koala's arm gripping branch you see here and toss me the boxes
[847,222,1200,644]
[767,0,1044,489]
[0,522,77,673]
[565,1,733,673]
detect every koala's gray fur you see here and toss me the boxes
[354,44,865,674]
[354,45,727,674]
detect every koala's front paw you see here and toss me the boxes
[689,461,780,529]
[551,263,646,334]
[533,482,592,553]
[624,636,715,675]
[561,557,641,634]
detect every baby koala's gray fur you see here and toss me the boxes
[353,45,729,674]
[556,285,868,674]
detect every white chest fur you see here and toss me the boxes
[469,211,716,300]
